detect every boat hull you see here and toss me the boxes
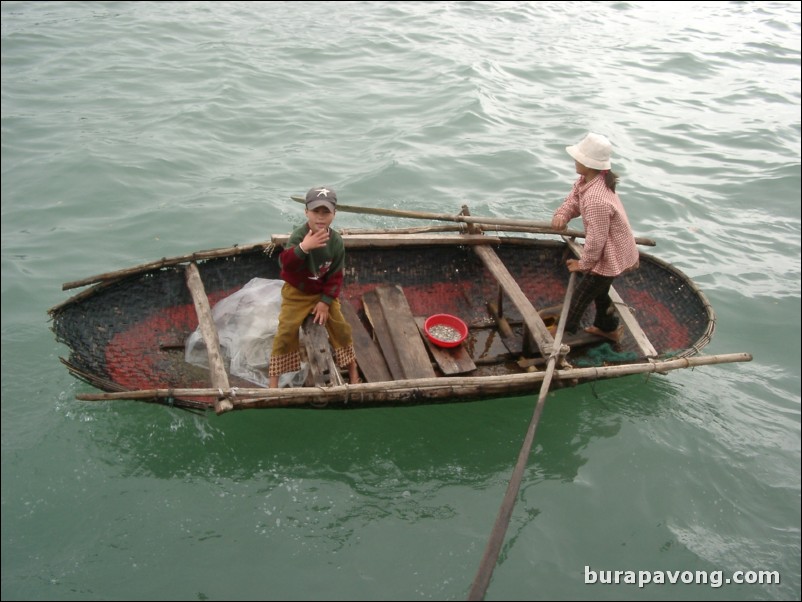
[51,238,714,410]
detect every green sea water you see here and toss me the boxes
[2,2,800,600]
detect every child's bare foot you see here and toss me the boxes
[584,325,623,343]
[348,361,360,384]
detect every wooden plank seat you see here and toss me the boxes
[473,245,556,357]
[184,262,233,414]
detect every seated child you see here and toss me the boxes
[268,187,359,387]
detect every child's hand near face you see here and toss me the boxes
[303,227,330,251]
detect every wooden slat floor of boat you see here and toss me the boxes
[340,299,392,383]
[363,285,436,380]
[485,300,523,355]
[375,285,437,379]
[517,330,616,368]
[414,317,476,375]
[362,290,405,380]
[563,237,658,357]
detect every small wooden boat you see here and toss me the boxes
[49,204,751,413]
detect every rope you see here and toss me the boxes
[467,272,577,601]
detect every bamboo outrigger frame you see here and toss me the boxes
[72,353,752,406]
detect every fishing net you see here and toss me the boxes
[573,343,639,367]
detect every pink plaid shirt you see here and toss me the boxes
[553,174,639,277]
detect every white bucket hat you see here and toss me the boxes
[566,133,612,170]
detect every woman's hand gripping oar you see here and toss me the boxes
[467,271,577,601]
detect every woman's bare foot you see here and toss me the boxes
[584,325,623,343]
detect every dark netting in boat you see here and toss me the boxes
[614,253,715,358]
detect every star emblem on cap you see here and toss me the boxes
[315,188,332,197]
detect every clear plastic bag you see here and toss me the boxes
[185,277,307,387]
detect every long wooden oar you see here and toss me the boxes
[467,271,577,601]
[289,196,656,246]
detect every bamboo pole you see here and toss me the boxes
[57,200,656,295]
[185,263,233,414]
[339,225,466,235]
[74,352,753,403]
[56,230,465,297]
[468,272,576,600]
[55,231,503,298]
[275,233,500,248]
[59,241,274,292]
[290,196,657,246]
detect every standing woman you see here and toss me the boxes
[551,133,639,341]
